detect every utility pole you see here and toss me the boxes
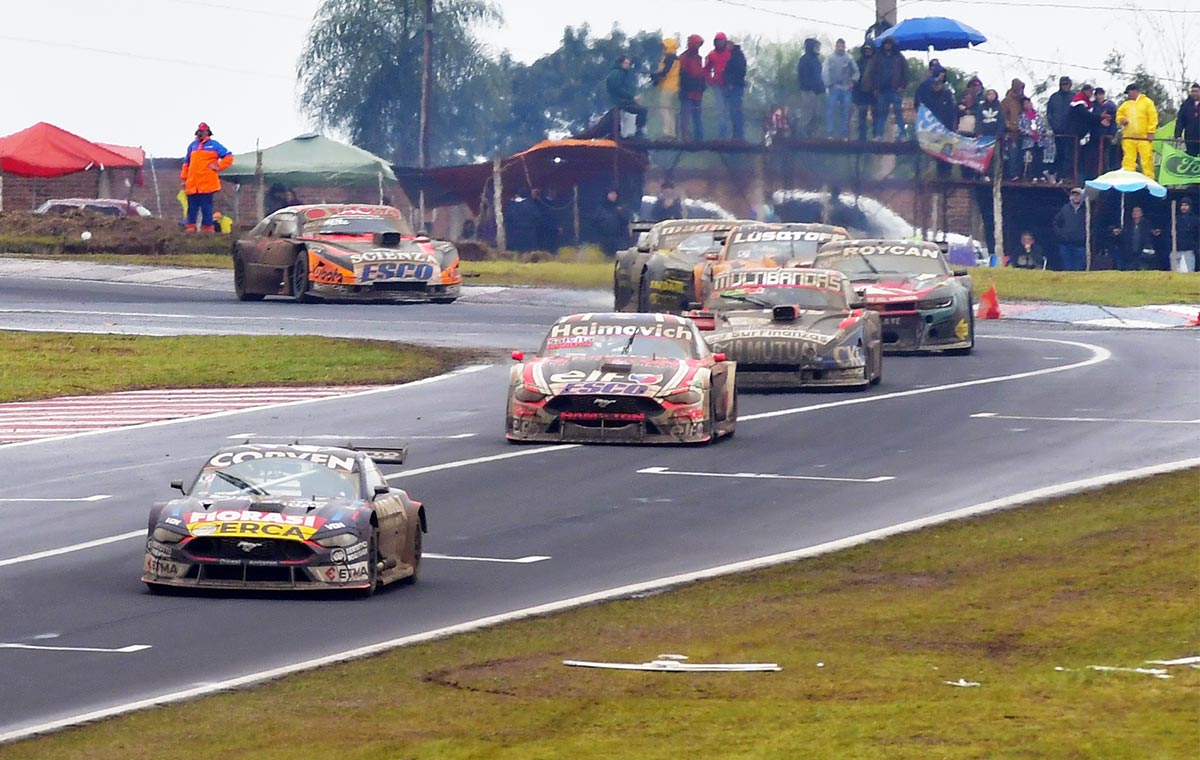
[418,0,433,229]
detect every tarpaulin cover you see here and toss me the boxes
[0,122,143,178]
[400,139,650,213]
[223,133,397,187]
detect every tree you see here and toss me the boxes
[1103,50,1177,124]
[297,0,504,166]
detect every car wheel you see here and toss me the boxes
[403,527,422,585]
[233,256,264,302]
[723,390,737,439]
[637,270,651,312]
[292,250,315,303]
[355,529,380,598]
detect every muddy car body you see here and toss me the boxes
[143,440,425,596]
[698,222,851,304]
[506,313,737,444]
[812,239,974,354]
[232,204,461,303]
[613,219,745,313]
[695,267,882,388]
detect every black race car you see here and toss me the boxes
[613,218,745,313]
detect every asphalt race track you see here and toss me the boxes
[0,277,1197,739]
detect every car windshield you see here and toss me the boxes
[724,228,847,263]
[712,284,848,311]
[815,251,950,277]
[541,323,699,360]
[674,232,723,256]
[192,456,361,499]
[303,215,409,237]
[656,222,734,250]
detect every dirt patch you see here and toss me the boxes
[0,210,232,255]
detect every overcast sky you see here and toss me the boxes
[1,0,1195,159]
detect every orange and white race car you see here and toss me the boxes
[231,204,461,303]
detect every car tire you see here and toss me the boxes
[637,270,651,312]
[355,529,380,598]
[292,250,315,303]
[233,256,264,302]
[403,527,422,585]
[723,390,737,439]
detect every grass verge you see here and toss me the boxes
[4,471,1196,759]
[0,333,476,403]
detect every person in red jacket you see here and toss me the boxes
[704,32,732,138]
[678,34,707,142]
[180,122,233,232]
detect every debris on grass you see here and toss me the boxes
[563,653,781,672]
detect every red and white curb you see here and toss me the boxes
[0,387,385,444]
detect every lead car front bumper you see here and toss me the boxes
[507,396,711,444]
[142,539,372,591]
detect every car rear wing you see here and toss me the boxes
[237,437,408,464]
[630,221,655,236]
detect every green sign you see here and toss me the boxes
[1158,142,1200,186]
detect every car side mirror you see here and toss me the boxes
[170,480,186,494]
[373,484,391,498]
[849,300,867,309]
[952,268,968,277]
[511,350,524,361]
[704,252,720,261]
[713,352,727,363]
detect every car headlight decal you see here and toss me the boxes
[152,527,187,544]
[314,532,360,548]
[916,296,954,310]
[664,388,702,404]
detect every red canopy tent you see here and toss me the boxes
[0,122,144,210]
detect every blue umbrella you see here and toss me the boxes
[1085,169,1167,198]
[873,17,987,51]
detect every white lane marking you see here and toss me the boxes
[0,643,150,654]
[740,336,1112,422]
[5,456,1196,745]
[385,445,580,480]
[425,553,551,564]
[0,365,490,450]
[971,412,1200,425]
[0,495,110,503]
[226,432,477,441]
[0,531,144,568]
[637,466,893,484]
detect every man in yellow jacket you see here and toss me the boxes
[651,38,680,140]
[180,122,233,232]
[1116,84,1158,178]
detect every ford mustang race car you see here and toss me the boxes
[506,312,737,444]
[613,218,745,313]
[232,204,461,303]
[143,439,425,596]
[697,222,851,304]
[812,239,974,354]
[695,267,882,389]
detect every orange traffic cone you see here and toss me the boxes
[978,284,1002,320]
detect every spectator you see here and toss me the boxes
[1175,83,1200,157]
[1000,79,1026,179]
[651,182,683,221]
[1011,230,1046,269]
[1116,83,1158,178]
[1110,205,1164,270]
[592,189,631,256]
[650,38,681,140]
[975,88,1003,140]
[795,38,825,138]
[1069,85,1099,180]
[704,32,733,138]
[723,37,748,141]
[678,35,706,141]
[605,55,647,139]
[180,121,233,233]
[763,103,791,146]
[1091,88,1119,172]
[822,38,858,139]
[958,77,984,137]
[914,64,946,117]
[1171,198,1198,273]
[1018,97,1056,181]
[919,76,958,178]
[852,43,875,141]
[1052,187,1088,271]
[1046,76,1075,182]
[865,37,908,140]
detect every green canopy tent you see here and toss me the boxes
[224,133,398,218]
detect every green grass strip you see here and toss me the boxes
[5,470,1196,759]
[0,333,474,403]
